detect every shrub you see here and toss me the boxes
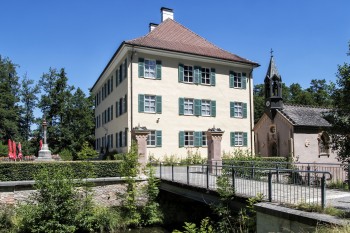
[15,166,88,232]
[76,141,98,160]
[0,161,121,181]
[0,205,15,232]
[59,148,73,161]
[0,143,8,157]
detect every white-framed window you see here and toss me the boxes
[144,59,156,78]
[184,65,193,83]
[234,102,243,118]
[234,73,242,88]
[234,132,243,146]
[201,67,210,85]
[185,131,194,146]
[147,130,156,146]
[202,131,207,147]
[144,95,156,113]
[201,100,211,116]
[184,98,194,115]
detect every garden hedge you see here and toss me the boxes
[0,161,121,181]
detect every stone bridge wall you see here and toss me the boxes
[0,177,147,207]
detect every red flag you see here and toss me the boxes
[39,139,43,150]
[12,141,17,160]
[8,139,13,159]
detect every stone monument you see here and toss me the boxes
[36,118,53,161]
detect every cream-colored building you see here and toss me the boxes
[91,8,259,159]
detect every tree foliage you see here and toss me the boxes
[0,56,20,143]
[327,42,350,163]
[254,79,334,122]
[38,67,94,157]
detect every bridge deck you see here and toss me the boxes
[156,166,350,207]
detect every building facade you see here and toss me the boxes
[254,55,337,163]
[91,8,259,159]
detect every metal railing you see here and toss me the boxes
[220,160,349,189]
[154,162,332,208]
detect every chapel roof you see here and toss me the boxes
[278,104,331,127]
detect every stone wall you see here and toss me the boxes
[0,178,147,207]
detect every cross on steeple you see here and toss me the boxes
[270,48,274,57]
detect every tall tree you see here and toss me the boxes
[18,74,40,141]
[0,56,20,143]
[306,79,334,107]
[38,68,73,153]
[61,88,95,157]
[328,42,350,163]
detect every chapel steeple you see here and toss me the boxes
[264,50,283,118]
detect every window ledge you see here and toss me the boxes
[319,153,330,158]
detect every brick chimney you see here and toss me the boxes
[161,7,174,21]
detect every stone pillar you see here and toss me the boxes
[37,119,53,161]
[131,126,150,167]
[207,128,224,173]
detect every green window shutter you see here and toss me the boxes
[179,131,184,148]
[124,58,128,79]
[138,58,144,78]
[156,60,162,80]
[178,64,184,82]
[242,74,247,89]
[156,130,162,147]
[194,99,201,116]
[194,131,202,147]
[125,128,128,147]
[111,77,113,92]
[230,102,235,118]
[124,94,127,113]
[116,101,119,117]
[229,71,234,88]
[115,69,120,87]
[138,94,144,112]
[119,65,123,83]
[230,132,235,147]
[194,66,200,84]
[210,68,216,86]
[243,132,248,146]
[179,98,184,115]
[156,95,162,113]
[211,100,216,117]
[243,102,247,118]
[116,70,119,86]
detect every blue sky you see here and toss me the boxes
[1,0,349,94]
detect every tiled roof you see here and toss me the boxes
[126,19,258,66]
[278,104,331,127]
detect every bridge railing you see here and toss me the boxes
[220,160,349,190]
[153,162,332,209]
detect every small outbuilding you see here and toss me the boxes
[254,55,337,163]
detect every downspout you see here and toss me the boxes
[130,47,134,131]
[249,67,254,156]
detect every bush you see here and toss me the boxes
[0,205,15,232]
[15,166,88,232]
[0,143,8,157]
[0,161,121,181]
[59,148,73,161]
[76,142,98,160]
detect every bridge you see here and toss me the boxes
[153,162,350,209]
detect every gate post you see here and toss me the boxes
[207,128,224,174]
[131,126,150,172]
